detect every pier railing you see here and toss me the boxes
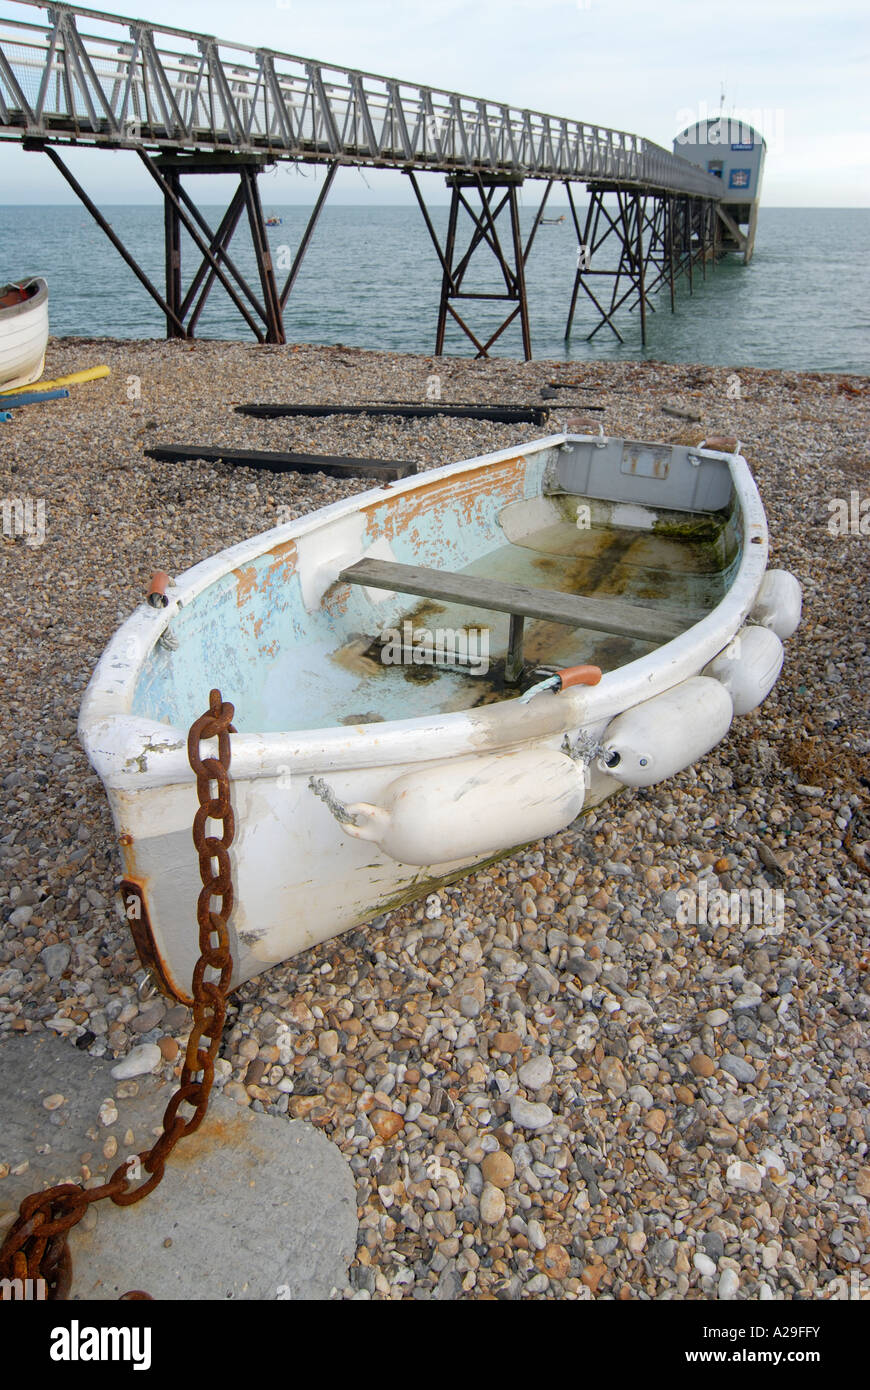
[0,1,722,198]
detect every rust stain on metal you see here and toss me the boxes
[121,879,191,1005]
[623,447,670,480]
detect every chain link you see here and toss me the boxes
[0,688,236,1301]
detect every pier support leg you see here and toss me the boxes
[163,165,183,339]
[565,187,627,343]
[34,143,188,336]
[509,185,533,361]
[412,173,536,360]
[140,151,274,342]
[667,197,676,312]
[434,185,460,356]
[34,141,291,343]
[635,192,647,347]
[566,186,655,344]
[700,199,708,281]
[239,164,285,344]
[687,199,695,296]
[564,182,598,340]
[562,186,721,346]
[180,187,247,334]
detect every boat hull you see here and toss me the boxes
[0,278,49,391]
[80,434,797,1000]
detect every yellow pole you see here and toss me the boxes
[0,365,111,396]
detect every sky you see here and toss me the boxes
[0,0,867,206]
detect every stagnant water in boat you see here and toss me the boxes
[326,507,734,728]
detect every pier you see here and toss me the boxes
[0,0,728,355]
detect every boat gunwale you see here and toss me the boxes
[0,276,48,321]
[78,433,769,789]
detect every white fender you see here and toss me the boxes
[344,747,585,866]
[749,569,802,640]
[703,624,784,715]
[597,676,734,787]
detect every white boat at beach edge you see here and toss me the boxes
[0,277,48,391]
[79,432,802,1001]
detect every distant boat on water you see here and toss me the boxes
[540,215,565,224]
[0,277,48,390]
[265,215,283,226]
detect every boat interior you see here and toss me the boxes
[132,438,741,735]
[0,280,39,311]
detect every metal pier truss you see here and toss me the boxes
[0,1,725,355]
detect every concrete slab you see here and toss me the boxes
[0,1033,357,1300]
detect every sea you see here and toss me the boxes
[1,203,867,373]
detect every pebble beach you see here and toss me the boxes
[1,337,868,1301]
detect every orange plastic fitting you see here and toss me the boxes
[146,571,170,608]
[556,665,602,690]
[701,435,738,454]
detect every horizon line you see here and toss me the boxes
[1,202,867,210]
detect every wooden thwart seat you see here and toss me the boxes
[339,557,693,684]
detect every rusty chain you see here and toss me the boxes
[0,688,236,1301]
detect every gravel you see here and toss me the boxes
[1,337,868,1301]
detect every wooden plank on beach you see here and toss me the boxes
[144,444,416,481]
[235,402,550,425]
[339,558,689,644]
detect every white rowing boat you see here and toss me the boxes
[0,277,48,391]
[79,432,802,1001]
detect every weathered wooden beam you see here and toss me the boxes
[339,557,690,644]
[236,403,550,425]
[144,444,416,481]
